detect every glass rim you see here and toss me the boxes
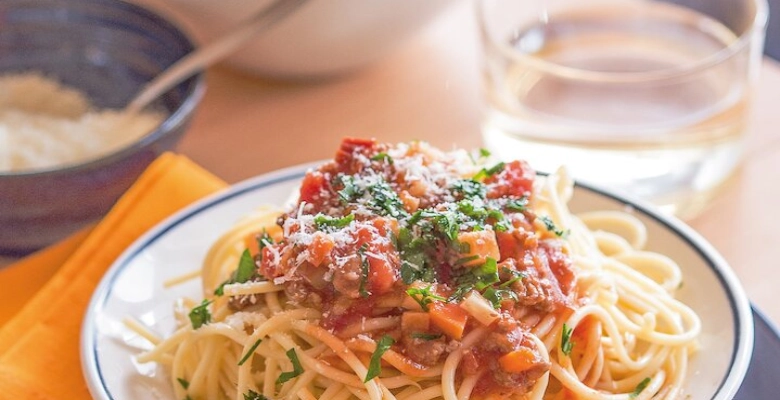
[479,0,770,83]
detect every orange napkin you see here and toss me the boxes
[0,153,226,400]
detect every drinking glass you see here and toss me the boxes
[478,0,768,218]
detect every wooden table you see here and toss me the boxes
[175,1,780,328]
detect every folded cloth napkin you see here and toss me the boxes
[0,153,226,399]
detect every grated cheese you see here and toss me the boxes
[0,72,165,172]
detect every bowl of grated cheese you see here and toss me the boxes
[0,0,205,254]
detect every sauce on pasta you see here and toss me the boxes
[254,138,573,397]
[130,138,701,400]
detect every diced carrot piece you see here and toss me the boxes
[401,312,431,332]
[244,232,261,257]
[457,231,500,267]
[429,302,469,340]
[498,348,537,373]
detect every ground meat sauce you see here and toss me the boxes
[257,138,577,398]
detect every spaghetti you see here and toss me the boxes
[130,139,700,400]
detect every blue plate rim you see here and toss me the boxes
[80,161,755,400]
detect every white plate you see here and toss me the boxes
[81,163,754,400]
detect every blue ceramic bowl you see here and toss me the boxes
[0,0,205,254]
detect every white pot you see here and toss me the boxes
[130,0,459,79]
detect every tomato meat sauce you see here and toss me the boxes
[255,138,577,398]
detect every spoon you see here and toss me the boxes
[126,0,309,114]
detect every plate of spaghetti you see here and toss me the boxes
[82,138,753,400]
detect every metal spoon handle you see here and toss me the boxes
[127,0,308,114]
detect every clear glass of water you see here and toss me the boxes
[478,0,768,218]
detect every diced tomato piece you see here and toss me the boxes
[496,230,520,260]
[259,246,279,278]
[368,255,397,295]
[307,232,334,267]
[335,137,377,171]
[299,171,327,205]
[485,160,535,199]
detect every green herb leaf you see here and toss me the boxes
[482,287,519,309]
[364,335,395,382]
[371,152,393,164]
[539,215,569,238]
[177,377,189,389]
[506,197,528,212]
[244,390,268,400]
[237,338,263,366]
[561,323,574,356]
[630,377,652,398]
[358,244,371,298]
[473,162,505,181]
[337,175,362,203]
[214,282,226,296]
[314,213,354,230]
[494,219,511,232]
[276,348,304,384]
[451,179,486,199]
[188,299,213,330]
[454,255,480,266]
[367,180,408,218]
[410,332,443,341]
[479,148,491,157]
[449,257,500,301]
[406,286,446,311]
[473,257,499,290]
[235,249,256,283]
[498,267,525,288]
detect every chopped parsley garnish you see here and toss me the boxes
[410,332,443,341]
[493,219,511,232]
[451,179,486,199]
[237,338,263,366]
[539,215,569,238]
[499,271,525,288]
[244,390,268,400]
[561,323,574,356]
[479,148,491,157]
[371,152,393,164]
[409,209,459,241]
[236,249,256,283]
[367,179,408,218]
[314,213,354,230]
[214,248,260,296]
[454,255,480,266]
[506,197,528,212]
[276,348,304,384]
[473,162,505,181]
[188,299,213,329]
[482,287,519,309]
[337,175,361,203]
[630,377,652,398]
[364,335,395,382]
[449,257,500,301]
[396,228,435,284]
[358,244,371,298]
[406,286,446,311]
[177,377,189,389]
